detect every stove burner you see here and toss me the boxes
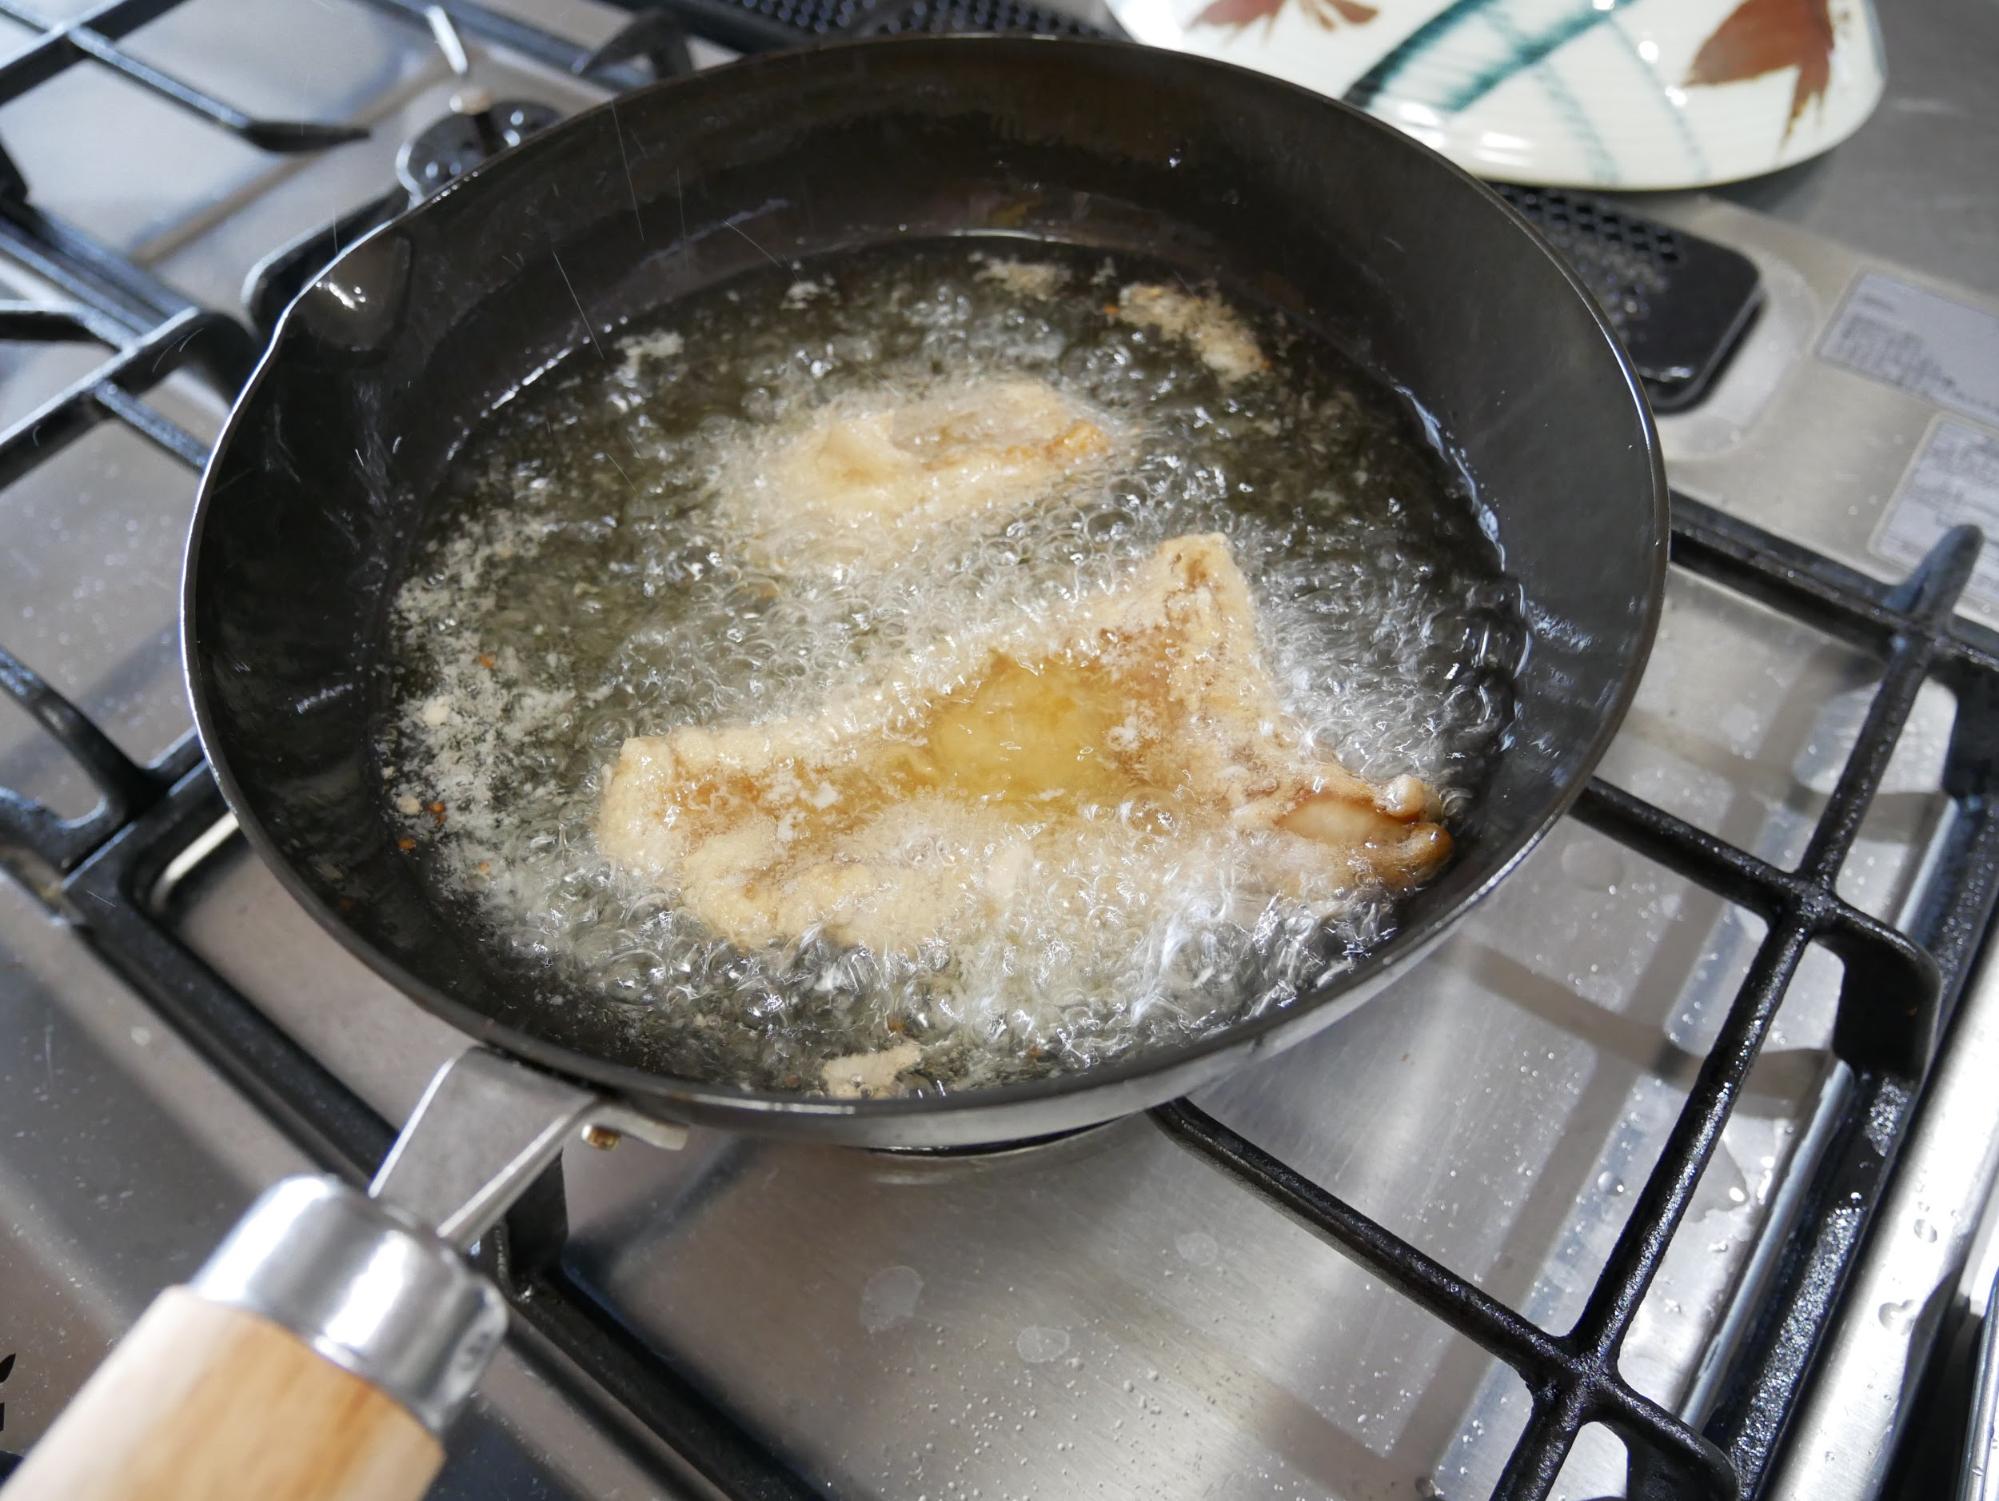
[397,98,561,199]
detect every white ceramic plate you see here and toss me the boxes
[1108,0,1886,190]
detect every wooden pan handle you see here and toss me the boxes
[3,1175,507,1501]
[4,1287,443,1501]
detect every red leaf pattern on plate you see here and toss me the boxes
[1685,0,1837,137]
[1191,0,1284,29]
[1192,0,1374,32]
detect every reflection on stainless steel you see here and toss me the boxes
[551,521,1966,1495]
[1,0,1997,1497]
[1962,1263,1999,1501]
[569,1119,1540,1498]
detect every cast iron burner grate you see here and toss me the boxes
[0,4,1990,1500]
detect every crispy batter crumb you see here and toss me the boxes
[973,257,1069,298]
[1114,283,1268,382]
[821,1040,923,1099]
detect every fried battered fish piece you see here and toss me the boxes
[730,375,1112,568]
[1113,284,1269,383]
[599,534,1449,953]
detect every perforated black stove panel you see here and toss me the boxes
[864,0,1099,36]
[1496,184,1763,413]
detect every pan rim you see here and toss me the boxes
[181,32,1668,1140]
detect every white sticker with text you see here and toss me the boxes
[1822,272,1999,429]
[1872,418,1999,611]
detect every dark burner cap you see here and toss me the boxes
[397,99,561,200]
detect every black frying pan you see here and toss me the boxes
[184,35,1663,1151]
[5,39,1666,1501]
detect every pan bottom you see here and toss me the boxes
[864,1118,1119,1159]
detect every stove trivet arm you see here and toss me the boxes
[0,0,365,154]
[0,1049,687,1501]
[0,643,161,878]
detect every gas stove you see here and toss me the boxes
[4,4,1999,1499]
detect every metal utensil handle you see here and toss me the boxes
[2,1050,681,1501]
[0,1281,447,1501]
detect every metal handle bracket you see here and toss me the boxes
[369,1048,686,1249]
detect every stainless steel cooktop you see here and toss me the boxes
[4,3,1998,1498]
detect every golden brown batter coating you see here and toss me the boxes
[599,534,1449,953]
[728,375,1113,568]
